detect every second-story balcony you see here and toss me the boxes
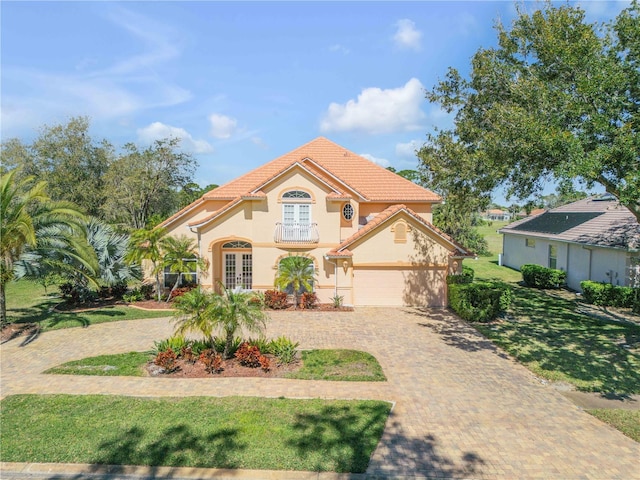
[274,222,319,244]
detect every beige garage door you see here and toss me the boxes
[352,267,446,307]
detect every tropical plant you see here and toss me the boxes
[160,234,207,302]
[1,169,93,325]
[125,226,166,302]
[274,255,316,309]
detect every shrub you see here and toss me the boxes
[153,336,189,355]
[212,336,242,356]
[521,264,566,289]
[259,355,271,372]
[268,336,299,364]
[190,339,213,355]
[199,349,223,374]
[169,285,195,300]
[235,342,262,368]
[180,346,196,364]
[264,290,288,309]
[140,283,154,300]
[447,265,475,285]
[123,289,143,303]
[331,295,344,308]
[154,348,178,372]
[58,282,96,305]
[448,281,512,323]
[301,292,318,309]
[247,336,271,353]
[580,281,637,308]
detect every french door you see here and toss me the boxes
[282,203,311,241]
[224,252,252,290]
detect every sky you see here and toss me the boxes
[1,1,630,206]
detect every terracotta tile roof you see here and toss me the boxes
[330,204,474,257]
[163,137,441,229]
[325,248,353,258]
[204,137,440,202]
[501,197,640,251]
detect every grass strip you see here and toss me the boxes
[45,352,152,376]
[0,394,391,473]
[286,349,386,381]
[586,409,640,443]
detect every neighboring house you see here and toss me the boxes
[159,137,473,306]
[483,209,511,222]
[500,195,640,291]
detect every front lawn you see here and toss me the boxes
[586,409,640,443]
[45,352,152,376]
[0,394,391,473]
[286,349,387,381]
[4,281,170,332]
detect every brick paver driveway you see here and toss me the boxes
[1,307,639,479]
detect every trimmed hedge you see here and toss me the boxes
[446,265,475,285]
[448,281,512,323]
[520,264,566,289]
[580,281,639,311]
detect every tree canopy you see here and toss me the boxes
[419,2,640,221]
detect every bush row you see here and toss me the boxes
[520,264,566,289]
[580,281,639,312]
[448,281,512,323]
[446,265,475,285]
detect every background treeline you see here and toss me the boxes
[1,116,217,230]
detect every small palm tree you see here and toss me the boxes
[274,255,316,309]
[125,226,166,302]
[161,235,207,302]
[173,284,268,359]
[1,170,91,325]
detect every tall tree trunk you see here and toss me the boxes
[0,281,6,327]
[223,329,234,359]
[166,275,181,303]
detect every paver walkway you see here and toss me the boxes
[1,307,639,479]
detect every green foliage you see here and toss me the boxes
[448,282,512,323]
[447,265,475,284]
[264,289,288,309]
[587,410,640,443]
[268,336,300,364]
[160,235,204,303]
[274,255,316,309]
[521,264,567,289]
[331,294,344,308]
[247,336,271,353]
[45,352,151,377]
[432,202,489,255]
[189,339,213,355]
[420,3,640,221]
[211,335,242,356]
[580,281,638,309]
[152,336,189,356]
[126,227,167,302]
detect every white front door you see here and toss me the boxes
[224,252,252,289]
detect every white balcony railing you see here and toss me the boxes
[274,222,319,244]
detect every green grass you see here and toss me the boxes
[45,352,152,376]
[586,409,640,443]
[0,394,391,473]
[286,349,387,381]
[5,280,170,332]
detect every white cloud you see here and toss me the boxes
[396,140,422,159]
[360,153,390,168]
[137,122,213,154]
[209,114,238,139]
[329,44,350,55]
[320,78,426,134]
[392,19,422,51]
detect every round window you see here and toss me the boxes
[342,203,354,221]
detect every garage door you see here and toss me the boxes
[352,267,447,307]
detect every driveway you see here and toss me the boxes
[1,307,639,479]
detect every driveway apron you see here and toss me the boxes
[1,307,639,479]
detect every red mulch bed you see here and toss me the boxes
[146,355,302,378]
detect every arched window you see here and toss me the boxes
[282,190,311,199]
[222,241,251,249]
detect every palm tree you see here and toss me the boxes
[173,284,268,359]
[274,255,316,309]
[125,226,166,302]
[1,170,89,325]
[160,234,207,302]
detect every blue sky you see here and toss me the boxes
[1,1,629,205]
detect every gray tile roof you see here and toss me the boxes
[500,196,640,251]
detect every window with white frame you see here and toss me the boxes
[163,259,198,288]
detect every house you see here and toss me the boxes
[500,195,640,291]
[159,137,473,307]
[482,209,511,222]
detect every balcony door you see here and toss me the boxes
[282,190,312,241]
[222,241,252,290]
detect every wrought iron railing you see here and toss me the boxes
[274,222,319,244]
